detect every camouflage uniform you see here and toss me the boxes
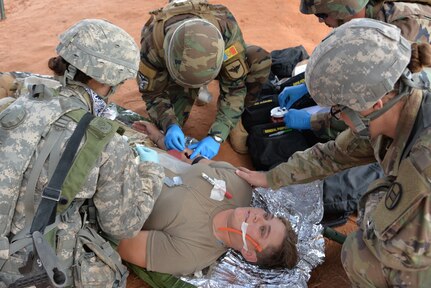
[341,91,431,287]
[307,0,431,138]
[138,1,271,141]
[269,69,431,288]
[367,1,431,44]
[0,80,165,287]
[268,19,431,286]
[0,19,165,287]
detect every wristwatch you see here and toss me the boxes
[209,134,223,143]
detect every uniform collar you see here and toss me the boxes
[373,89,423,176]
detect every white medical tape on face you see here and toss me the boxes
[241,221,249,251]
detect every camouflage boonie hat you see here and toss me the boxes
[300,0,368,19]
[57,19,140,86]
[164,18,224,88]
[305,18,411,111]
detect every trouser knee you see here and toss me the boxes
[229,119,248,154]
[341,230,388,288]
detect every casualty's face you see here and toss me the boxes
[228,207,286,253]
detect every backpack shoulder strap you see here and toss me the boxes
[57,109,121,214]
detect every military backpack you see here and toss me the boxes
[0,76,128,287]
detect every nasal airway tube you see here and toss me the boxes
[218,227,262,252]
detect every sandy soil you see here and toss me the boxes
[0,0,357,287]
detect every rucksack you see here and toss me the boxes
[0,77,128,287]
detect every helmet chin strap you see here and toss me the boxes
[60,65,116,101]
[60,65,77,87]
[342,82,412,140]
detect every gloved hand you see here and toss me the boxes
[283,109,311,130]
[164,124,185,151]
[135,145,159,163]
[188,136,220,159]
[278,83,309,109]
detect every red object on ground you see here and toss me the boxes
[167,149,183,160]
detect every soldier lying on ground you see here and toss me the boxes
[117,121,298,276]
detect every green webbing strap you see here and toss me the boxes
[323,227,347,244]
[30,112,94,234]
[127,263,196,288]
[57,109,120,214]
[24,116,70,229]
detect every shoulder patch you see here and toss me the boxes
[224,45,239,61]
[224,59,246,79]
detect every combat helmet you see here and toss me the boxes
[56,19,140,87]
[305,18,412,138]
[300,0,369,20]
[164,18,225,88]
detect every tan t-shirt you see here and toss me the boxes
[143,161,252,275]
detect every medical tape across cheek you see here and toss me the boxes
[218,227,263,252]
[241,222,248,251]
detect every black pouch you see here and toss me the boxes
[242,72,317,133]
[242,94,278,133]
[247,122,310,171]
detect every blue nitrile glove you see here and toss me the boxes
[188,136,220,159]
[164,124,185,151]
[278,83,309,109]
[283,109,311,130]
[135,145,159,163]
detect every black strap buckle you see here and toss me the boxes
[41,186,61,202]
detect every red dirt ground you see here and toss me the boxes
[0,0,358,287]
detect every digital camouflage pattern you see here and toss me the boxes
[305,0,431,135]
[164,18,224,88]
[139,1,271,140]
[300,0,369,19]
[0,80,165,287]
[57,19,140,86]
[306,18,411,111]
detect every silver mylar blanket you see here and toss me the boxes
[182,181,325,287]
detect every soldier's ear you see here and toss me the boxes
[372,99,384,111]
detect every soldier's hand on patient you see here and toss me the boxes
[235,167,269,188]
[136,145,159,163]
[278,83,309,109]
[164,124,185,151]
[188,136,220,159]
[284,109,311,130]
